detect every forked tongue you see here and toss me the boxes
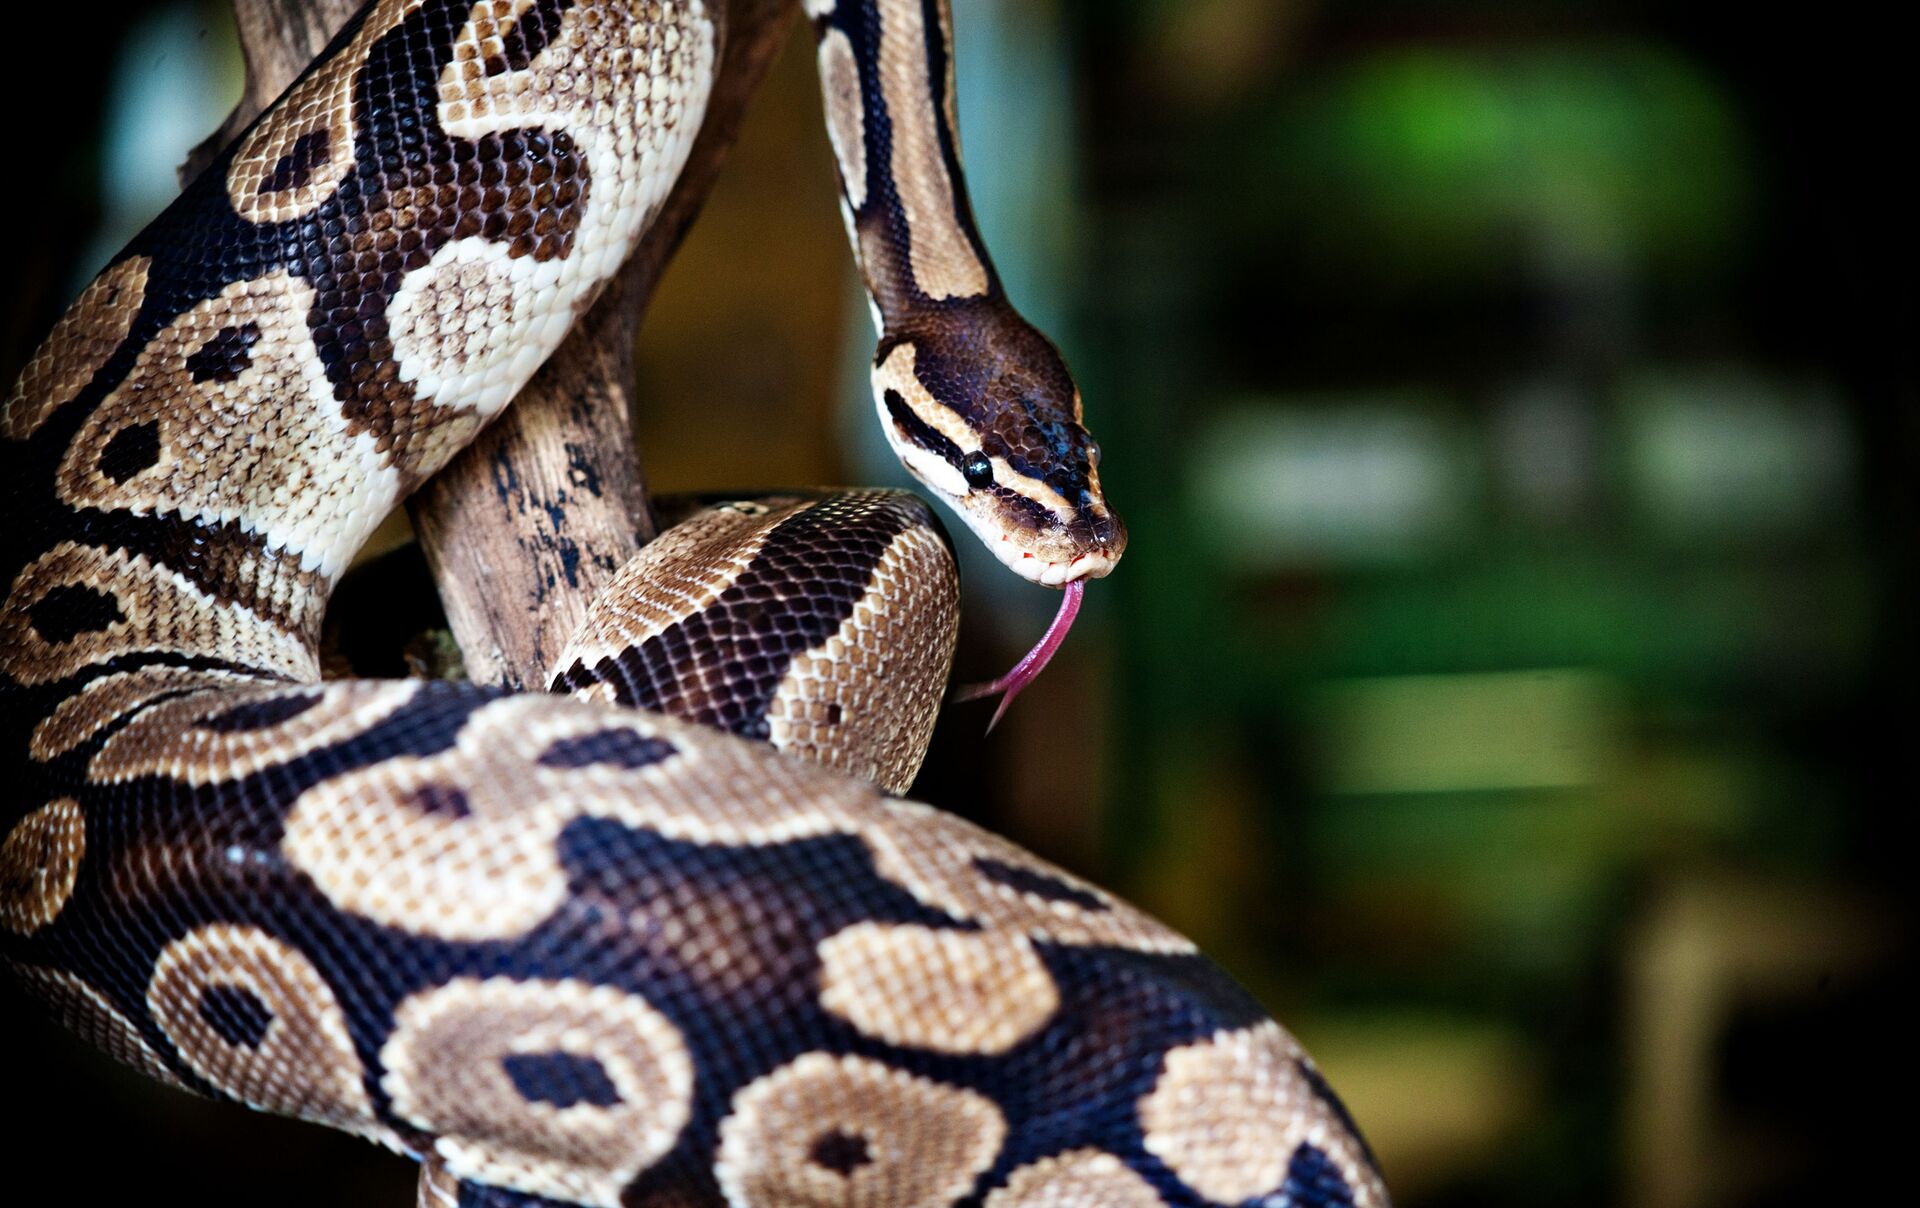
[955,579,1085,732]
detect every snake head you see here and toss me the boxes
[870,303,1126,588]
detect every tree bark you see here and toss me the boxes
[412,0,796,688]
[195,0,798,689]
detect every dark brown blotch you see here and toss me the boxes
[808,1130,873,1176]
[407,784,473,819]
[28,584,125,645]
[501,1051,624,1109]
[260,129,333,194]
[185,323,263,384]
[97,421,163,484]
[536,729,678,771]
[494,0,568,75]
[197,983,276,1049]
[972,857,1108,912]
[1282,1141,1359,1206]
[197,692,325,733]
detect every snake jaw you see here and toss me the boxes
[955,579,1085,732]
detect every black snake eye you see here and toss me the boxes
[961,452,994,490]
[1085,437,1102,467]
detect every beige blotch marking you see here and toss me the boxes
[226,0,424,223]
[282,694,869,940]
[7,963,184,1089]
[57,271,402,577]
[818,28,868,209]
[818,923,1058,1055]
[381,977,694,1208]
[555,498,786,675]
[0,800,85,935]
[715,1052,1006,1208]
[147,925,389,1142]
[862,800,1195,953]
[766,522,959,796]
[91,681,419,788]
[0,543,314,688]
[876,0,989,299]
[984,1149,1167,1208]
[385,0,715,467]
[386,237,544,421]
[1138,1021,1388,1207]
[435,0,718,299]
[31,668,244,764]
[506,693,875,846]
[3,256,152,439]
[281,743,575,943]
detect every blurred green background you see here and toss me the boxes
[1,1,1910,1205]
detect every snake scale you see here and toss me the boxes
[0,2,1390,1205]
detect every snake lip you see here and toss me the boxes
[1036,550,1117,587]
[982,532,1120,587]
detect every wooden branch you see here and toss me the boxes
[199,0,796,689]
[405,264,659,688]
[413,0,796,688]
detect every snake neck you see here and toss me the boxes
[809,0,1004,327]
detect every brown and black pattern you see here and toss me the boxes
[0,0,706,691]
[0,3,1388,1206]
[2,256,153,442]
[225,0,425,226]
[278,0,597,468]
[551,491,959,794]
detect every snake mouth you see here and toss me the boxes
[1032,549,1118,587]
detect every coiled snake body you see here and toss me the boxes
[0,2,1389,1205]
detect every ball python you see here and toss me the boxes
[0,1,1392,1205]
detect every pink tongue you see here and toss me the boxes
[955,579,1085,732]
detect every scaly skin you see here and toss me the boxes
[0,3,1389,1205]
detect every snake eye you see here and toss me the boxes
[961,452,994,490]
[1086,437,1102,467]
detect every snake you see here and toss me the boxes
[0,2,1391,1205]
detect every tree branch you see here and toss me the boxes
[412,0,797,687]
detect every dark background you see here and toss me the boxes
[2,2,1911,1204]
